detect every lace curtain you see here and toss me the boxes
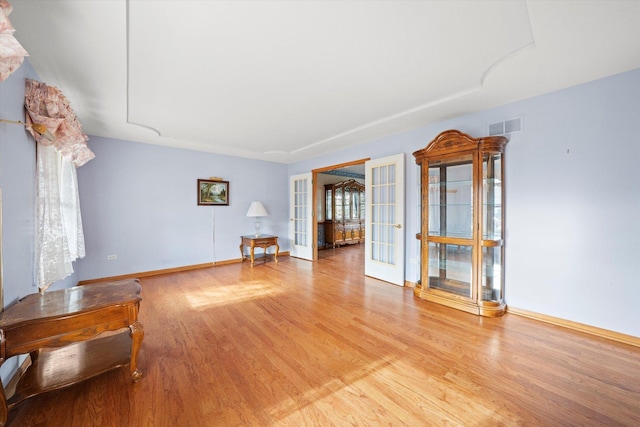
[0,1,28,81]
[24,79,95,292]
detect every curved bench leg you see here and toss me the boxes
[129,320,144,382]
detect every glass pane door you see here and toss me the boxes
[289,173,313,260]
[371,163,396,264]
[365,153,405,286]
[293,178,308,247]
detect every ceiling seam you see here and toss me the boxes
[125,0,161,137]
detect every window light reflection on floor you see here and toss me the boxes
[267,356,514,424]
[185,281,282,310]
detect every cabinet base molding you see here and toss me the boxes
[507,306,640,348]
[419,288,506,317]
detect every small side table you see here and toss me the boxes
[0,279,143,425]
[239,235,279,266]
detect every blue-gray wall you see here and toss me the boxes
[76,137,288,279]
[1,60,639,340]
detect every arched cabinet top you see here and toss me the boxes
[413,129,508,164]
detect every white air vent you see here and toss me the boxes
[489,122,505,136]
[488,116,523,136]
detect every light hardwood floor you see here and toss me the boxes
[7,245,640,426]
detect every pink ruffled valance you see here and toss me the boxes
[0,0,28,81]
[25,79,95,167]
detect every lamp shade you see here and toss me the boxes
[246,201,268,217]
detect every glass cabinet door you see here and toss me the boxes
[481,246,502,301]
[352,191,359,219]
[325,189,332,221]
[481,152,504,303]
[427,156,474,238]
[428,242,473,298]
[482,153,502,240]
[426,154,474,299]
[335,188,343,220]
[344,187,351,220]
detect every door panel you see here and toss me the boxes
[289,173,313,260]
[365,154,405,285]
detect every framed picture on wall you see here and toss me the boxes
[197,179,229,206]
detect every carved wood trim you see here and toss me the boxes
[413,129,508,163]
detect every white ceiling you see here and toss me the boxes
[8,1,640,164]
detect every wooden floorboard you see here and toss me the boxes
[6,245,640,426]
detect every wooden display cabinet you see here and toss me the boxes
[413,130,508,317]
[324,179,365,248]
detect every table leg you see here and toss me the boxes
[239,241,245,262]
[0,368,6,427]
[250,246,255,267]
[274,243,279,263]
[129,320,144,382]
[0,329,5,425]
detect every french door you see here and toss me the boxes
[364,154,405,286]
[288,173,313,260]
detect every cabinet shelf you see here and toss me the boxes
[427,232,474,240]
[428,278,471,298]
[8,332,132,409]
[429,179,473,186]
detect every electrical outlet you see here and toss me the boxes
[107,254,117,260]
